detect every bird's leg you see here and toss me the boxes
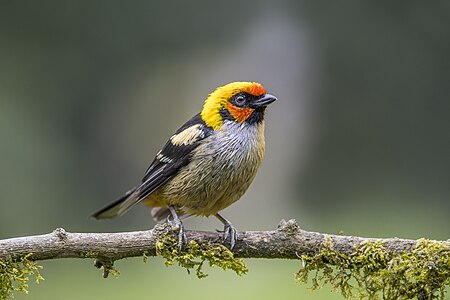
[215,213,238,250]
[168,206,186,251]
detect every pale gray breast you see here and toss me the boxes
[161,120,266,216]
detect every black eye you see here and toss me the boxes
[235,94,246,106]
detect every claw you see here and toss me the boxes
[173,218,187,251]
[166,215,173,227]
[215,213,238,249]
[223,223,238,249]
[168,206,187,252]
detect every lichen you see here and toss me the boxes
[80,251,98,259]
[156,236,248,278]
[142,251,149,263]
[0,253,44,300]
[277,219,301,236]
[93,259,120,278]
[296,238,450,300]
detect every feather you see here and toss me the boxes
[91,113,212,219]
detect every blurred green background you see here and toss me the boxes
[1,1,449,299]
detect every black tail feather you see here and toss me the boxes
[91,187,137,219]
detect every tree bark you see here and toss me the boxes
[0,219,426,262]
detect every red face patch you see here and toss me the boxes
[242,83,266,97]
[224,102,255,123]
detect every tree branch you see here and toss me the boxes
[2,219,450,300]
[0,219,426,262]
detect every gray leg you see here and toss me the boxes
[215,213,238,249]
[168,206,186,251]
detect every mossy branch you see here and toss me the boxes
[1,220,450,300]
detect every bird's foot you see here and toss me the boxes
[222,222,238,250]
[168,206,187,252]
[215,213,238,250]
[172,218,187,252]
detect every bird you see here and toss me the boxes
[91,81,277,250]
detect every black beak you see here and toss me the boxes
[250,94,277,108]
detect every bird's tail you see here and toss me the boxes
[91,187,139,219]
[91,188,192,221]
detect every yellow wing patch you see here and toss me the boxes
[170,124,204,146]
[201,82,266,130]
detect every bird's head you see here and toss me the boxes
[201,82,277,130]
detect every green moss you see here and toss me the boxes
[142,251,149,263]
[93,259,120,278]
[296,238,450,300]
[0,253,44,300]
[105,266,120,278]
[156,236,248,278]
[80,251,99,259]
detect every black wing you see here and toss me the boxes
[91,113,212,219]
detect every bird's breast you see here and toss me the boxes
[155,121,266,216]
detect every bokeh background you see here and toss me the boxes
[1,1,449,299]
